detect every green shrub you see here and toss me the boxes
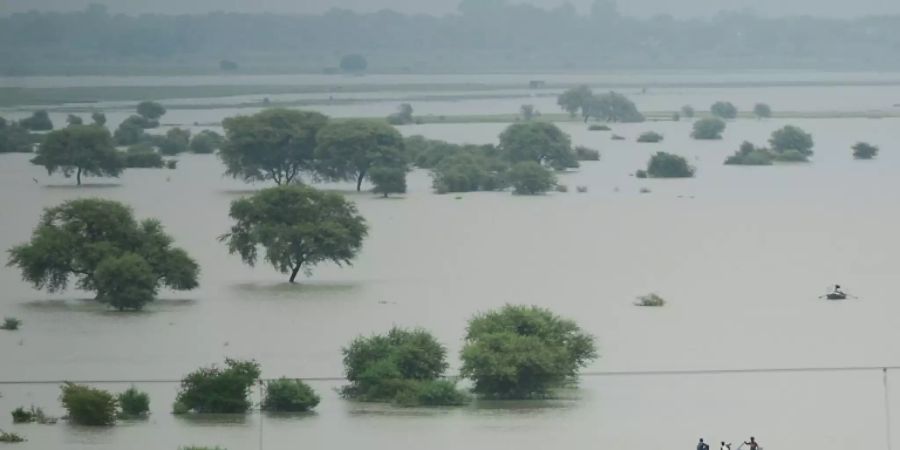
[588,124,611,131]
[692,118,726,140]
[11,407,34,423]
[174,359,260,414]
[159,128,191,155]
[431,152,508,194]
[637,131,664,143]
[66,115,84,127]
[460,305,597,399]
[60,383,117,426]
[0,430,25,443]
[117,387,150,418]
[508,161,556,195]
[1,317,21,331]
[574,146,600,161]
[635,294,666,307]
[769,125,814,156]
[710,101,738,119]
[852,142,879,159]
[724,142,774,166]
[635,170,648,179]
[369,166,407,197]
[190,130,224,154]
[19,110,53,131]
[555,184,569,193]
[262,378,320,412]
[774,149,809,162]
[394,380,470,407]
[123,150,164,168]
[644,152,695,178]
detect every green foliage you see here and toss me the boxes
[159,128,191,155]
[691,118,726,140]
[774,149,809,162]
[557,85,593,118]
[19,110,53,131]
[574,146,600,161]
[315,119,407,191]
[30,125,123,185]
[460,305,597,399]
[175,359,261,414]
[431,151,508,194]
[508,161,556,195]
[66,115,83,126]
[588,124,611,131]
[342,327,466,406]
[635,293,666,307]
[7,199,199,310]
[0,120,34,153]
[1,317,22,331]
[724,141,774,166]
[769,125,814,156]
[369,166,407,197]
[220,109,329,185]
[60,383,117,426]
[114,115,150,145]
[93,253,158,311]
[221,185,368,283]
[117,387,150,418]
[123,146,164,168]
[637,131,664,143]
[499,122,577,170]
[190,130,224,154]
[710,101,738,119]
[340,54,368,72]
[852,142,879,159]
[753,103,772,118]
[11,407,34,423]
[585,92,645,123]
[644,152,695,178]
[0,430,25,443]
[91,112,106,126]
[681,105,695,118]
[387,103,414,125]
[136,101,166,121]
[262,378,320,412]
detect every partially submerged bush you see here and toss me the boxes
[769,125,814,156]
[60,383,117,426]
[710,101,738,119]
[574,146,600,161]
[724,141,774,166]
[635,294,666,307]
[117,387,150,419]
[262,378,320,412]
[190,130,224,154]
[774,149,809,162]
[509,161,556,195]
[692,118,726,140]
[0,431,25,443]
[852,142,879,159]
[431,151,507,194]
[369,166,407,197]
[555,184,569,193]
[754,103,772,118]
[1,317,21,331]
[637,131,664,143]
[611,134,625,140]
[588,124,611,131]
[11,407,34,424]
[643,152,695,178]
[174,359,260,414]
[123,148,164,168]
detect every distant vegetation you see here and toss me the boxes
[635,294,666,307]
[221,186,368,283]
[0,431,25,443]
[1,317,21,331]
[638,152,695,178]
[174,359,260,414]
[339,54,368,73]
[0,117,34,153]
[461,305,597,399]
[754,103,773,118]
[852,142,879,159]
[588,124,611,131]
[500,122,578,170]
[189,130,224,154]
[691,118,727,140]
[558,87,644,123]
[66,115,83,127]
[341,327,468,406]
[387,104,415,125]
[681,105,695,119]
[19,111,53,131]
[574,146,600,161]
[710,101,738,119]
[769,125,814,162]
[724,141,774,166]
[316,119,407,191]
[637,131,664,143]
[369,166,407,197]
[31,125,123,185]
[8,199,199,310]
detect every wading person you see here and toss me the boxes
[697,438,710,450]
[744,436,760,450]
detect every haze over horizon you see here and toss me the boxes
[3,0,900,19]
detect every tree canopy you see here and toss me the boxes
[586,92,645,123]
[31,125,124,185]
[691,118,727,140]
[642,152,695,178]
[508,161,556,195]
[136,101,166,121]
[315,119,406,191]
[557,86,594,119]
[7,199,199,310]
[710,101,738,119]
[769,125,814,156]
[220,109,329,185]
[499,122,578,170]
[174,359,260,414]
[753,103,772,118]
[0,119,33,153]
[221,185,368,283]
[460,305,597,399]
[369,166,407,197]
[190,130,224,154]
[852,142,878,160]
[19,110,54,131]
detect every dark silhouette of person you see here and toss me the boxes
[744,437,759,450]
[698,438,710,450]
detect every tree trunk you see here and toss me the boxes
[76,167,82,186]
[356,172,366,192]
[289,264,301,283]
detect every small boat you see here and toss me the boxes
[825,293,847,300]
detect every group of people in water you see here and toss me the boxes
[697,437,761,450]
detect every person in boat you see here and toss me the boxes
[697,438,710,450]
[744,437,759,450]
[831,284,846,298]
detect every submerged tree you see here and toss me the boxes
[0,119,33,153]
[508,161,556,195]
[643,152,695,178]
[499,122,578,170]
[7,199,199,310]
[31,125,124,185]
[315,119,406,191]
[710,101,738,119]
[585,92,645,123]
[769,125,814,156]
[557,85,594,119]
[174,359,260,414]
[221,185,368,283]
[220,109,329,185]
[753,103,772,119]
[19,110,54,131]
[369,166,407,197]
[852,142,879,160]
[460,305,597,399]
[691,118,726,140]
[136,101,166,122]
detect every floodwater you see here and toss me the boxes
[2,73,900,449]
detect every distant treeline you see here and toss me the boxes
[3,1,900,75]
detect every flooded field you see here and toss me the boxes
[2,72,900,449]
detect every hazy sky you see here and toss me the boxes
[2,0,900,19]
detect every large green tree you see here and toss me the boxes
[7,199,199,311]
[585,92,645,123]
[220,185,368,283]
[31,125,124,185]
[499,122,578,170]
[315,120,406,191]
[769,125,814,156]
[220,109,329,185]
[557,85,593,119]
[460,305,597,399]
